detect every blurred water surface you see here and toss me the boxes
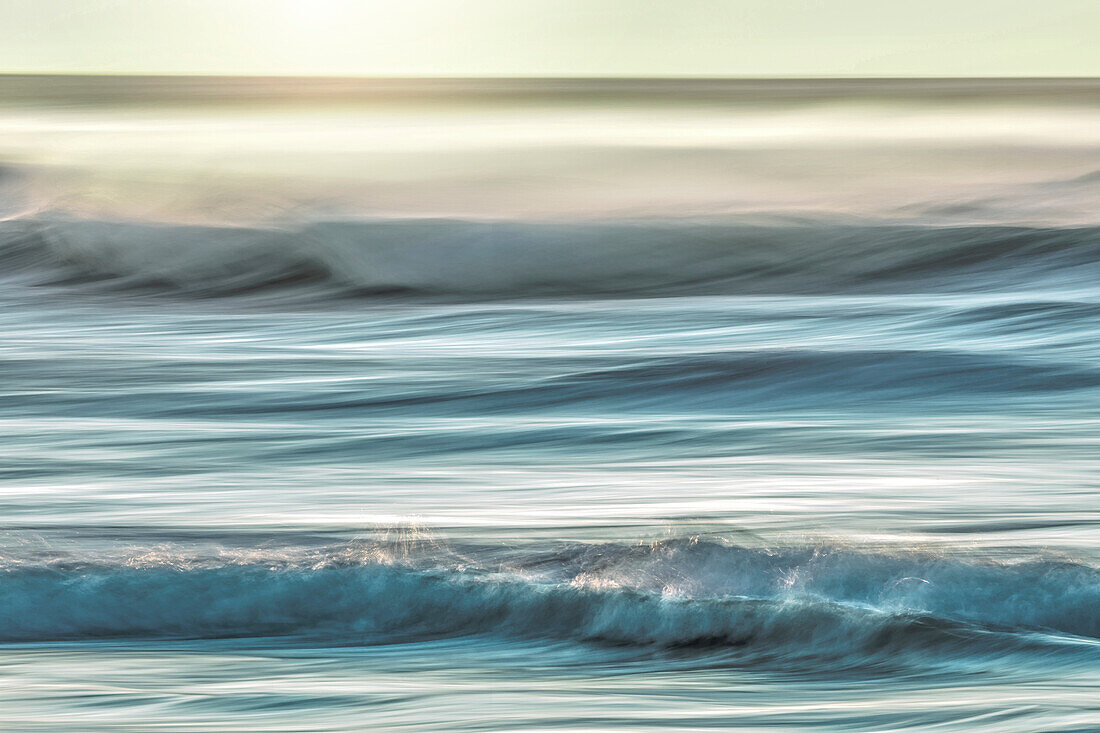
[1,77,1099,732]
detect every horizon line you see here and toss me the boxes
[3,72,1100,81]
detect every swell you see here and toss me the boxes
[4,348,1092,426]
[361,350,1100,412]
[2,540,1097,666]
[2,216,1099,299]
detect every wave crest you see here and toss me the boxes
[2,216,1099,299]
[3,540,1098,667]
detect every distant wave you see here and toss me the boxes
[2,215,1099,299]
[2,540,1097,666]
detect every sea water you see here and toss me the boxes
[1,77,1099,731]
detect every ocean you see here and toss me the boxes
[1,76,1099,732]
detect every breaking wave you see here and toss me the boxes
[2,215,1099,299]
[3,539,1097,667]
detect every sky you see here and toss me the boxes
[1,0,1098,77]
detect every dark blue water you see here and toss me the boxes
[1,77,1099,732]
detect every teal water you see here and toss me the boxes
[1,77,1099,732]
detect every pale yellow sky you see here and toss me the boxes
[1,0,1098,77]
